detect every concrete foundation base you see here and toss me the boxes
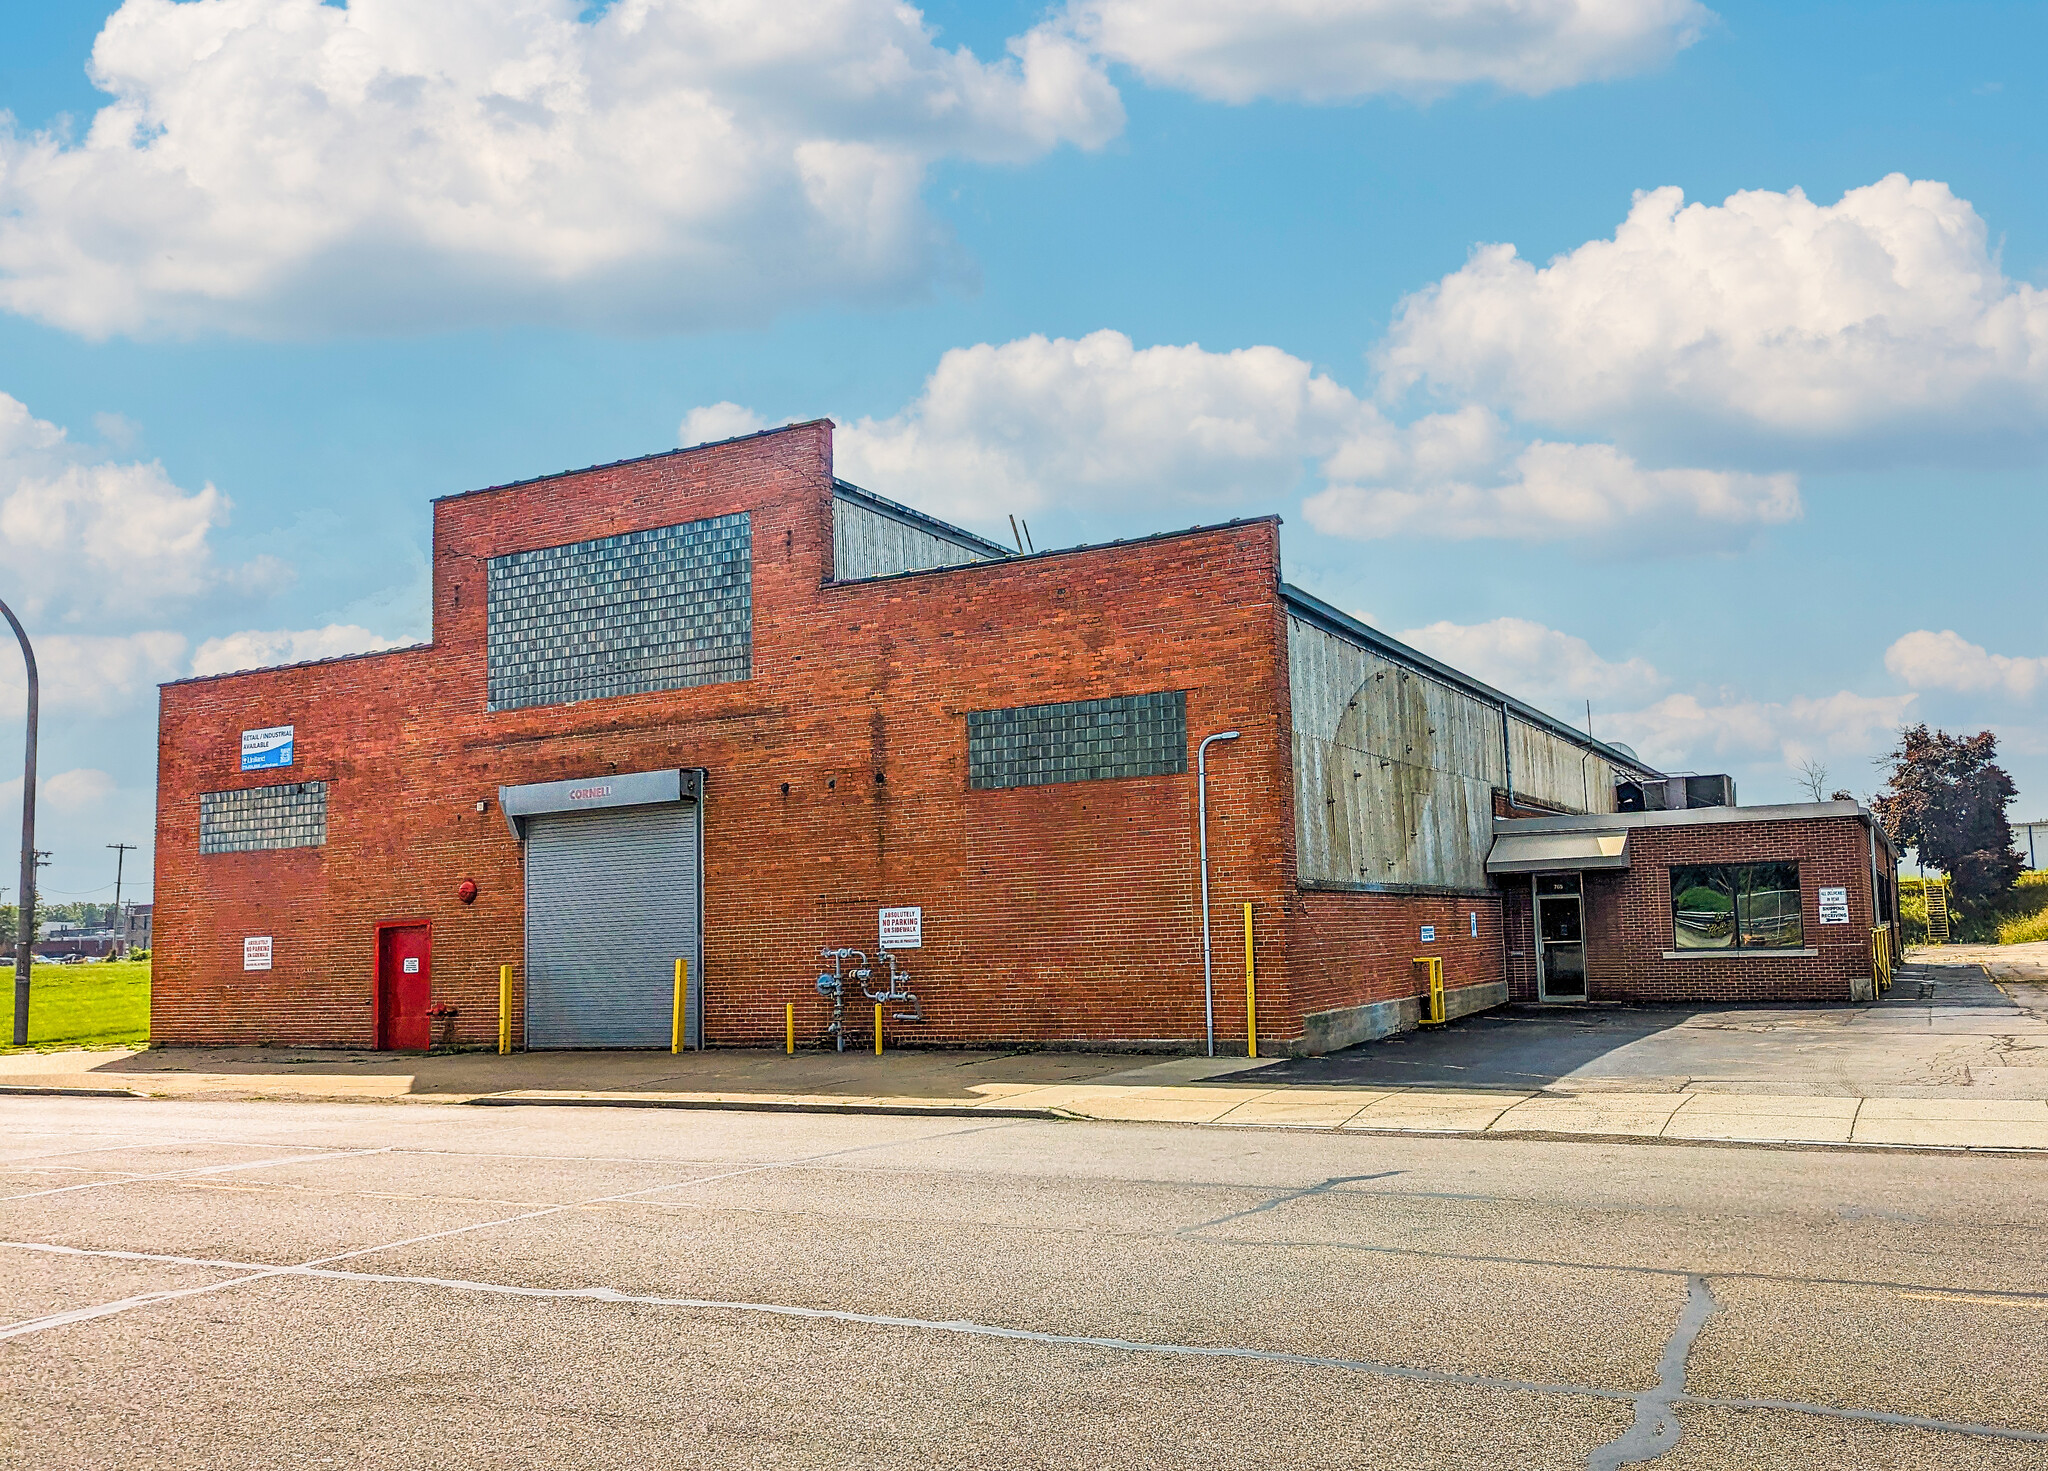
[1276,980,1509,1057]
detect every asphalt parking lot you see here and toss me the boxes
[1265,963,2048,1097]
[4,1095,2046,1468]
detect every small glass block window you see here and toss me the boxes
[966,691,1188,790]
[200,782,328,854]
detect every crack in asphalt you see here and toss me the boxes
[1586,1276,1716,1468]
[1182,1172,1405,1231]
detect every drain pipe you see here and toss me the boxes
[1196,730,1241,1058]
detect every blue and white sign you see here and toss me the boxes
[241,725,295,771]
[1419,925,1437,943]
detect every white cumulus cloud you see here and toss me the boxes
[0,631,187,717]
[783,330,1799,546]
[1065,0,1711,103]
[1399,616,1663,712]
[679,403,771,447]
[1305,431,1798,547]
[1885,629,2048,700]
[833,330,1365,521]
[1605,690,1916,771]
[0,391,277,625]
[190,625,409,678]
[1379,174,2048,451]
[0,0,1123,338]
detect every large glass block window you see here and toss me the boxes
[1671,863,1803,950]
[967,691,1187,790]
[200,781,327,854]
[485,512,751,712]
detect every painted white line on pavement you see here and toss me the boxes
[0,1121,1017,1338]
[5,1238,2046,1445]
[0,1147,399,1201]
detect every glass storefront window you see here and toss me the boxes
[1670,863,1803,951]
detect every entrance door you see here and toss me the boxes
[1534,875,1587,1001]
[375,923,433,1050]
[522,801,701,1048]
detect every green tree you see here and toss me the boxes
[1873,725,2022,904]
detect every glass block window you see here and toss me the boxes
[200,781,327,855]
[967,691,1187,790]
[485,512,751,712]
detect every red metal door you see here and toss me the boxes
[375,924,433,1051]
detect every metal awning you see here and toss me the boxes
[1486,831,1630,875]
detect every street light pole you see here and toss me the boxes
[0,598,36,1046]
[1196,729,1241,1058]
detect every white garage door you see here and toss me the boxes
[523,800,702,1048]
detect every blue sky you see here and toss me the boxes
[2,0,2044,904]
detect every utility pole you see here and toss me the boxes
[0,598,35,1046]
[107,843,136,958]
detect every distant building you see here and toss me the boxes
[2016,822,2048,872]
[123,904,154,952]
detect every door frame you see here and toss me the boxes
[373,917,434,1050]
[1531,874,1587,1003]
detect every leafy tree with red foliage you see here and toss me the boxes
[1873,725,2022,903]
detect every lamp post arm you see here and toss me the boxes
[0,598,35,1047]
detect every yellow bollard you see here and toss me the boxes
[684,962,700,1057]
[786,1002,795,1055]
[498,964,512,1055]
[1243,901,1257,1059]
[874,1001,883,1056]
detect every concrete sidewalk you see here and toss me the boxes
[5,1043,2046,1153]
[5,957,2045,1152]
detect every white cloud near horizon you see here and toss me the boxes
[1067,0,1710,104]
[1605,689,1916,772]
[1379,174,2048,452]
[0,631,187,718]
[189,625,409,678]
[0,0,1122,338]
[746,329,1802,547]
[1398,615,1664,712]
[0,391,281,627]
[1886,629,2048,700]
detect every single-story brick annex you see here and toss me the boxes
[153,421,1903,1053]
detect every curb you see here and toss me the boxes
[464,1095,1058,1120]
[0,1084,142,1099]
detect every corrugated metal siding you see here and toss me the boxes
[1289,617,1506,890]
[1508,717,1621,814]
[523,802,701,1048]
[833,497,996,580]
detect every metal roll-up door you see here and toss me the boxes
[523,800,701,1048]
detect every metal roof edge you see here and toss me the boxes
[830,480,1014,559]
[1278,583,1661,779]
[1492,800,1875,835]
[824,515,1283,588]
[160,641,433,689]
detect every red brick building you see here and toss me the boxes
[152,421,1897,1054]
[1493,804,1902,1004]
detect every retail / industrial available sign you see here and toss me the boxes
[879,906,923,949]
[241,725,295,771]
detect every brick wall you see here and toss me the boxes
[155,423,1316,1051]
[1283,888,1505,1029]
[1580,816,1879,1002]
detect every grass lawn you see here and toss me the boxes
[0,960,150,1050]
